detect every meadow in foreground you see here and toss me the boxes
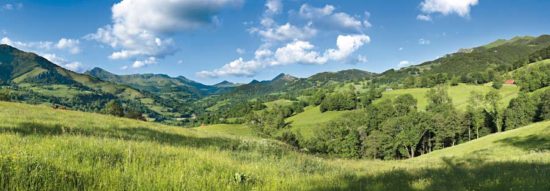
[0,101,549,190]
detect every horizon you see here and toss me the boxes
[1,0,550,84]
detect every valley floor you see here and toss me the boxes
[0,101,549,190]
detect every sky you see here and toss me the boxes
[1,0,549,84]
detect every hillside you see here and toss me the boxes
[86,67,230,98]
[376,35,550,84]
[0,101,548,190]
[0,45,196,121]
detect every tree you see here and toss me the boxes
[485,90,502,132]
[0,89,10,101]
[104,100,124,117]
[396,112,430,158]
[538,90,550,121]
[492,75,504,89]
[393,94,417,116]
[504,93,537,130]
[466,91,485,139]
[426,86,453,113]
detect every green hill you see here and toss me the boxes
[0,101,548,190]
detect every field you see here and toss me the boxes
[375,83,519,110]
[0,101,549,190]
[286,106,351,138]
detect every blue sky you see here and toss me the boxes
[1,0,549,84]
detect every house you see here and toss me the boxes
[504,79,515,85]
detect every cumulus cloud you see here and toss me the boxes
[197,58,262,77]
[418,0,479,21]
[356,55,368,64]
[236,48,246,54]
[132,57,157,68]
[1,36,81,54]
[416,14,432,21]
[250,23,317,42]
[298,4,371,33]
[55,38,80,54]
[198,34,370,77]
[198,1,371,78]
[42,53,86,72]
[398,60,412,68]
[87,0,243,64]
[265,0,282,15]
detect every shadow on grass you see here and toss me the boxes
[307,158,550,191]
[0,122,253,151]
[497,134,550,152]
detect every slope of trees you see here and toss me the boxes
[298,86,550,160]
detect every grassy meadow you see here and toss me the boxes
[375,83,520,110]
[0,101,549,190]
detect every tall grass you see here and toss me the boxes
[0,101,549,190]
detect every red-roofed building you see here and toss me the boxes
[504,79,515,85]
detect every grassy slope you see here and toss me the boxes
[286,106,350,138]
[0,101,548,190]
[375,83,519,110]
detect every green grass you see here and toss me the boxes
[0,101,549,190]
[263,99,294,109]
[375,83,519,110]
[192,124,256,137]
[286,106,350,138]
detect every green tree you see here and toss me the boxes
[485,90,503,132]
[393,94,417,116]
[466,91,485,139]
[396,112,430,158]
[104,100,124,117]
[426,86,453,113]
[504,93,537,130]
[538,90,550,120]
[0,89,10,101]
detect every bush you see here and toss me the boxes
[0,89,10,101]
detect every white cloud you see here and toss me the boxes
[197,1,372,78]
[418,38,431,45]
[1,37,12,45]
[298,4,371,33]
[197,58,262,78]
[398,60,412,68]
[198,34,370,77]
[419,0,479,19]
[132,57,157,68]
[398,47,404,51]
[87,0,242,63]
[356,55,368,63]
[265,0,282,15]
[273,40,325,65]
[236,48,246,55]
[251,23,317,42]
[324,34,370,61]
[56,38,80,54]
[1,36,81,54]
[416,14,432,21]
[1,3,23,11]
[42,53,85,72]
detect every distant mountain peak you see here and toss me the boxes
[272,73,298,82]
[214,80,239,88]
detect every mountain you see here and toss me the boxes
[376,35,550,84]
[85,67,227,98]
[214,80,240,88]
[0,44,189,121]
[272,73,298,82]
[308,69,375,83]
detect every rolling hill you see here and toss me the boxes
[0,44,184,121]
[0,100,548,190]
